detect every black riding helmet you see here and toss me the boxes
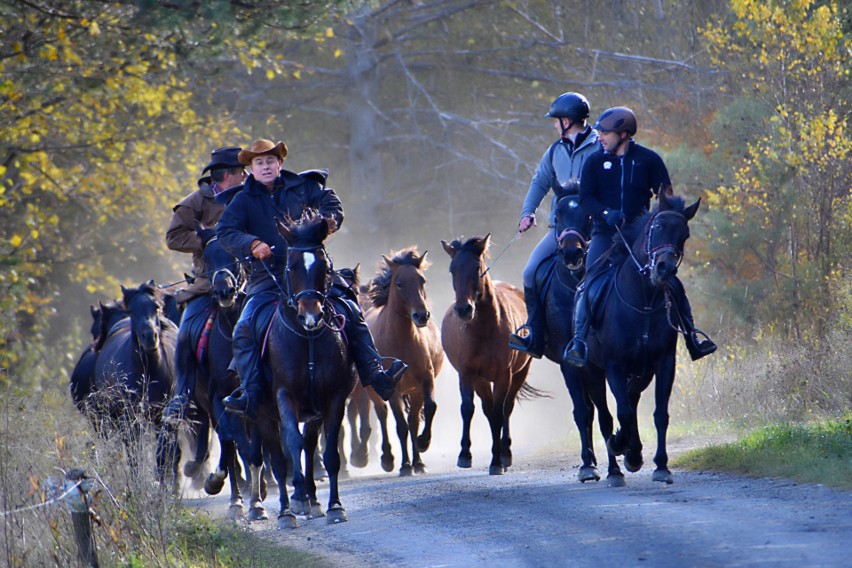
[545,92,591,122]
[593,107,637,137]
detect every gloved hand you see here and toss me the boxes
[518,214,536,233]
[605,209,625,227]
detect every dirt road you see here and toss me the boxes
[187,439,852,567]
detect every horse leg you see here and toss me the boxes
[473,381,502,475]
[561,363,600,483]
[184,405,211,486]
[302,422,325,519]
[322,403,348,525]
[416,376,437,453]
[622,379,646,473]
[457,379,477,469]
[374,399,394,472]
[246,431,268,521]
[265,441,293,529]
[652,357,676,484]
[408,396,426,474]
[277,389,308,516]
[499,368,529,472]
[389,396,413,476]
[605,369,633,458]
[337,422,349,480]
[586,367,624,486]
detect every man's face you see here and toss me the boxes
[597,130,625,154]
[251,155,280,185]
[221,168,246,190]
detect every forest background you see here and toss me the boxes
[0,0,849,419]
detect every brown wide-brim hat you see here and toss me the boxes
[238,139,288,166]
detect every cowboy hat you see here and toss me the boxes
[201,146,244,174]
[238,139,288,165]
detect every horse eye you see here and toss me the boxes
[395,280,403,288]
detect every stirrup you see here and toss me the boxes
[686,329,717,361]
[508,324,533,350]
[563,338,588,368]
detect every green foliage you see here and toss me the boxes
[672,415,852,490]
[700,0,852,340]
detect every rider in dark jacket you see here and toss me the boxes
[563,107,717,367]
[217,139,407,419]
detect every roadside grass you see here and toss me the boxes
[0,390,332,567]
[672,414,852,490]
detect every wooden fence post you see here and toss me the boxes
[64,468,99,568]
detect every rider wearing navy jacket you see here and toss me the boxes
[564,107,717,367]
[217,139,406,419]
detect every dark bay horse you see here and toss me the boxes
[441,235,535,475]
[544,195,623,486]
[90,281,178,479]
[265,211,358,527]
[365,247,444,476]
[583,193,701,484]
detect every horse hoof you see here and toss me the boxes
[457,455,472,469]
[278,510,298,529]
[489,464,503,476]
[652,468,674,484]
[607,473,627,488]
[381,455,395,473]
[204,474,225,496]
[416,435,432,452]
[414,463,427,475]
[326,505,348,524]
[350,451,368,469]
[228,502,245,520]
[624,450,643,473]
[290,499,311,516]
[606,435,626,456]
[308,503,326,519]
[249,506,268,522]
[183,460,202,479]
[578,465,601,483]
[501,453,513,469]
[338,468,350,480]
[399,464,414,477]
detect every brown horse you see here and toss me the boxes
[441,235,534,475]
[365,247,444,476]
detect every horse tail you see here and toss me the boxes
[517,382,551,401]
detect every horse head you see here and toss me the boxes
[442,234,490,322]
[371,247,432,328]
[554,194,592,272]
[121,280,164,353]
[632,192,701,287]
[276,210,333,331]
[197,222,241,309]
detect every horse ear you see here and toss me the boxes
[417,251,431,270]
[659,191,672,210]
[120,284,129,296]
[146,278,156,287]
[475,234,491,254]
[683,197,701,221]
[382,254,396,270]
[276,218,294,242]
[441,240,456,258]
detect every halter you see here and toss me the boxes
[644,210,685,274]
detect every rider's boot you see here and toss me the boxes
[563,282,591,368]
[670,279,717,361]
[508,286,545,359]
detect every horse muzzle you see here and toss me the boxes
[411,310,431,328]
[454,302,475,321]
[649,251,679,286]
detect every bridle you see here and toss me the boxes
[283,244,333,311]
[616,209,686,276]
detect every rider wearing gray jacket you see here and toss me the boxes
[509,92,598,358]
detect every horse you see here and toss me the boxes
[365,247,444,476]
[582,192,701,484]
[89,281,178,480]
[264,210,358,527]
[441,235,536,475]
[543,194,623,486]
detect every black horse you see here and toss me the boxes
[543,194,624,486]
[582,192,701,484]
[164,224,260,518]
[265,210,358,527]
[89,281,179,480]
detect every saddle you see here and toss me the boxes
[532,254,558,306]
[582,261,618,329]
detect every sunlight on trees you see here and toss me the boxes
[701,0,851,340]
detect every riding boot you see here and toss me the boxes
[670,279,717,361]
[163,296,209,422]
[337,297,408,401]
[508,286,545,358]
[223,294,274,419]
[563,282,591,368]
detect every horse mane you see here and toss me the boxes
[368,246,427,308]
[447,236,491,275]
[609,194,687,261]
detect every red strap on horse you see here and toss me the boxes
[195,311,216,363]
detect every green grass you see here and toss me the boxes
[172,509,332,567]
[672,414,852,490]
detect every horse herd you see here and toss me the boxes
[69,192,701,529]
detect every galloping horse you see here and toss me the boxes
[583,193,701,484]
[265,210,358,526]
[441,235,534,475]
[544,195,623,486]
[366,247,444,476]
[90,281,178,479]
